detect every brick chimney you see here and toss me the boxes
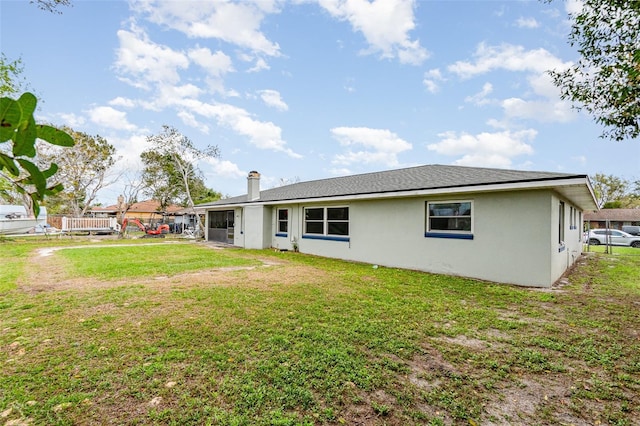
[247,170,261,201]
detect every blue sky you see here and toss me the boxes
[2,0,638,203]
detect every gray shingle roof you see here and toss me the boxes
[199,164,586,207]
[585,208,640,221]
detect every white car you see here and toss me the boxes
[585,229,640,248]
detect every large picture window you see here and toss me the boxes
[426,201,472,237]
[304,206,349,239]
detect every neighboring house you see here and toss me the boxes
[173,206,206,232]
[90,200,183,223]
[584,209,640,230]
[198,165,598,288]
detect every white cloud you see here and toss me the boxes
[110,133,150,163]
[516,17,539,28]
[204,157,246,178]
[258,89,288,111]
[148,84,203,110]
[448,42,566,79]
[447,43,576,124]
[331,126,412,167]
[109,97,136,108]
[465,82,493,106]
[427,129,535,168]
[423,68,444,93]
[501,97,575,123]
[132,0,281,57]
[565,0,583,15]
[57,112,86,128]
[115,24,189,88]
[247,57,271,73]
[87,106,138,132]
[182,99,301,158]
[317,0,428,65]
[188,47,234,77]
[177,111,210,134]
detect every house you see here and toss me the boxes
[584,208,640,230]
[90,199,183,223]
[198,165,598,288]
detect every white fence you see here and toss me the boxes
[61,217,120,234]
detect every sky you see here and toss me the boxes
[2,0,639,203]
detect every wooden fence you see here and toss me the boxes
[61,217,120,234]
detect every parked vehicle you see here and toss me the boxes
[585,229,640,248]
[622,225,640,236]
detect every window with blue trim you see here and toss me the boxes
[304,207,349,237]
[426,201,473,238]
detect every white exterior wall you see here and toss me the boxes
[550,194,583,285]
[243,205,271,249]
[267,190,573,287]
[233,207,245,247]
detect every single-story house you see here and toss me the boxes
[198,165,598,288]
[584,208,640,230]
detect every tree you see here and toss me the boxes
[140,150,184,211]
[0,92,74,216]
[549,0,640,140]
[0,54,30,97]
[38,127,119,216]
[590,173,639,208]
[31,0,71,13]
[116,173,145,238]
[141,125,220,236]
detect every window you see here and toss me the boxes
[570,206,575,229]
[426,201,472,238]
[305,208,324,234]
[559,201,565,251]
[578,211,582,241]
[303,206,349,240]
[327,207,349,236]
[277,209,288,235]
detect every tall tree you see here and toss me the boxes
[190,177,223,205]
[548,0,640,140]
[38,127,119,216]
[140,150,183,211]
[591,173,630,208]
[0,93,74,215]
[141,125,220,236]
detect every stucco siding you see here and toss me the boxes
[550,194,583,285]
[233,208,244,247]
[270,190,560,287]
[244,205,271,249]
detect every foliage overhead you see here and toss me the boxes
[549,0,640,140]
[0,92,74,215]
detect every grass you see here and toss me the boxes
[0,238,638,425]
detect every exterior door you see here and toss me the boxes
[208,210,235,243]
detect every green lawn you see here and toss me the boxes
[1,239,638,425]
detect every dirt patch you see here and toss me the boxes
[483,377,591,426]
[19,244,330,294]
